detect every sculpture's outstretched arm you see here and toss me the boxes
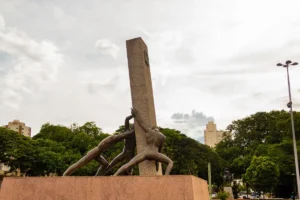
[115,129,135,140]
[131,108,149,132]
[63,148,101,176]
[125,115,133,130]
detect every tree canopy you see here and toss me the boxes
[215,110,300,197]
[3,109,298,198]
[0,122,224,186]
[244,156,279,193]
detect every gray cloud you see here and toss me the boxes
[95,39,120,59]
[171,110,214,127]
[175,47,195,64]
[0,15,63,109]
[169,110,214,143]
[1,0,300,138]
[87,76,119,95]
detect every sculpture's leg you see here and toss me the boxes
[125,151,135,175]
[63,148,100,176]
[146,152,173,175]
[103,152,127,175]
[95,155,109,176]
[114,153,146,176]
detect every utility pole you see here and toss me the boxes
[208,162,212,200]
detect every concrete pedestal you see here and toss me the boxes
[0,175,209,200]
[224,187,234,200]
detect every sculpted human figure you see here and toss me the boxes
[63,115,135,176]
[98,115,136,175]
[114,108,173,176]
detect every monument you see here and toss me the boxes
[0,37,209,200]
[126,38,161,175]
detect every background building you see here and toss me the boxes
[204,121,224,148]
[3,120,31,137]
[0,163,10,172]
[1,120,30,178]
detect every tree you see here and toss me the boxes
[0,127,18,164]
[33,123,74,146]
[160,128,224,186]
[267,139,297,197]
[72,122,103,139]
[244,156,279,194]
[2,122,225,185]
[0,127,36,173]
[215,110,300,197]
[214,110,300,197]
[32,122,109,176]
[232,181,241,199]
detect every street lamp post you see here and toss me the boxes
[277,60,300,199]
[293,173,296,200]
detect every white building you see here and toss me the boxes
[3,120,31,137]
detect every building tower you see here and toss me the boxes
[3,120,31,137]
[204,121,224,148]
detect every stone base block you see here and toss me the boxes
[224,186,234,200]
[0,175,208,200]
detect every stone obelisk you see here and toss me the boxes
[126,37,161,176]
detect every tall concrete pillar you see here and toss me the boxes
[126,37,161,175]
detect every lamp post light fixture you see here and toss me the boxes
[277,60,299,199]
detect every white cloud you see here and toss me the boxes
[0,15,5,30]
[1,0,300,139]
[0,14,63,109]
[87,75,120,95]
[95,39,120,59]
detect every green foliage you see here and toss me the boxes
[72,122,102,139]
[1,123,224,185]
[160,128,224,185]
[232,181,241,199]
[3,109,300,199]
[215,110,300,197]
[33,123,74,143]
[244,156,279,193]
[216,191,229,200]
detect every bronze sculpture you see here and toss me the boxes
[63,114,135,176]
[114,108,173,176]
[99,115,136,175]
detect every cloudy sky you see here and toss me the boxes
[1,0,300,143]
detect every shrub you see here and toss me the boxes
[217,191,229,200]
